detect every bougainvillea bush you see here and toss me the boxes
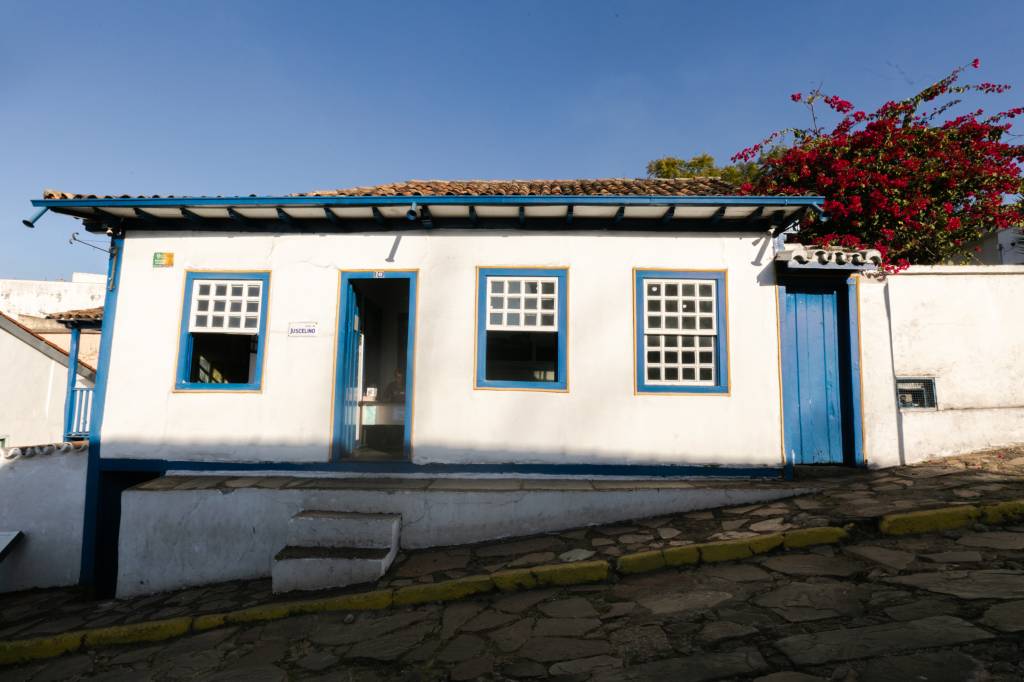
[734,61,1024,270]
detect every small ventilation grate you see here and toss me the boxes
[897,378,937,409]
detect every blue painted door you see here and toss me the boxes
[780,281,849,465]
[334,280,362,458]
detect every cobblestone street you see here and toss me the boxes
[3,448,1024,681]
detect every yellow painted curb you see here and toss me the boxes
[980,499,1024,525]
[748,533,785,554]
[224,602,295,625]
[879,505,980,536]
[491,568,539,592]
[697,539,753,563]
[192,613,227,632]
[663,545,700,567]
[393,575,494,606]
[314,589,394,613]
[783,526,848,549]
[83,616,193,648]
[531,560,609,586]
[659,544,700,565]
[0,631,84,666]
[616,550,666,575]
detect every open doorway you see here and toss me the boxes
[333,272,416,462]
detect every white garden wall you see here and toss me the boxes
[859,266,1024,466]
[100,230,786,468]
[0,446,87,592]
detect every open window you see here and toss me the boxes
[176,273,269,390]
[476,267,567,390]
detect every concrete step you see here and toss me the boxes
[287,510,401,549]
[271,546,397,593]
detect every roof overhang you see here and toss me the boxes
[32,194,824,234]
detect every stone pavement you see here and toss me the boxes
[3,447,1024,680]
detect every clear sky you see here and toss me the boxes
[2,0,1022,280]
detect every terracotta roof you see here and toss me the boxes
[0,310,97,374]
[42,178,738,201]
[295,178,738,197]
[46,306,104,322]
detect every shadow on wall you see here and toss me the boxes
[0,448,89,593]
[95,438,783,472]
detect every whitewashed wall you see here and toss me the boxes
[100,230,785,468]
[0,327,71,447]
[859,266,1024,466]
[0,274,104,320]
[0,446,87,592]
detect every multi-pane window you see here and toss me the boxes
[177,273,269,390]
[189,280,263,333]
[486,277,559,331]
[636,271,728,393]
[477,268,567,390]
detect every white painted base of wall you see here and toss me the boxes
[116,480,811,598]
[0,450,86,593]
[900,407,1024,464]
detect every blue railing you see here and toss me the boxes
[67,387,94,439]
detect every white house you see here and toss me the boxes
[20,179,1024,597]
[0,311,96,448]
[0,273,105,366]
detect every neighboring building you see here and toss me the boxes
[961,227,1024,265]
[19,180,1024,597]
[0,311,96,447]
[0,273,105,366]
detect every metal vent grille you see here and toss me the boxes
[897,378,937,409]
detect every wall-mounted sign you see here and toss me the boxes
[152,252,174,268]
[288,321,319,337]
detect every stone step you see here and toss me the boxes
[271,545,397,593]
[287,510,401,549]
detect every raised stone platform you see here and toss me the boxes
[118,474,814,598]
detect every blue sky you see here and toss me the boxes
[2,0,1022,279]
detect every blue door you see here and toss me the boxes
[334,279,362,459]
[779,279,855,465]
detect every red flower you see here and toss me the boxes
[731,60,1024,269]
[971,58,981,68]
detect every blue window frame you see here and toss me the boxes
[476,267,568,391]
[635,269,728,394]
[175,271,270,391]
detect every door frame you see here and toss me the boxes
[331,270,418,462]
[777,273,864,472]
